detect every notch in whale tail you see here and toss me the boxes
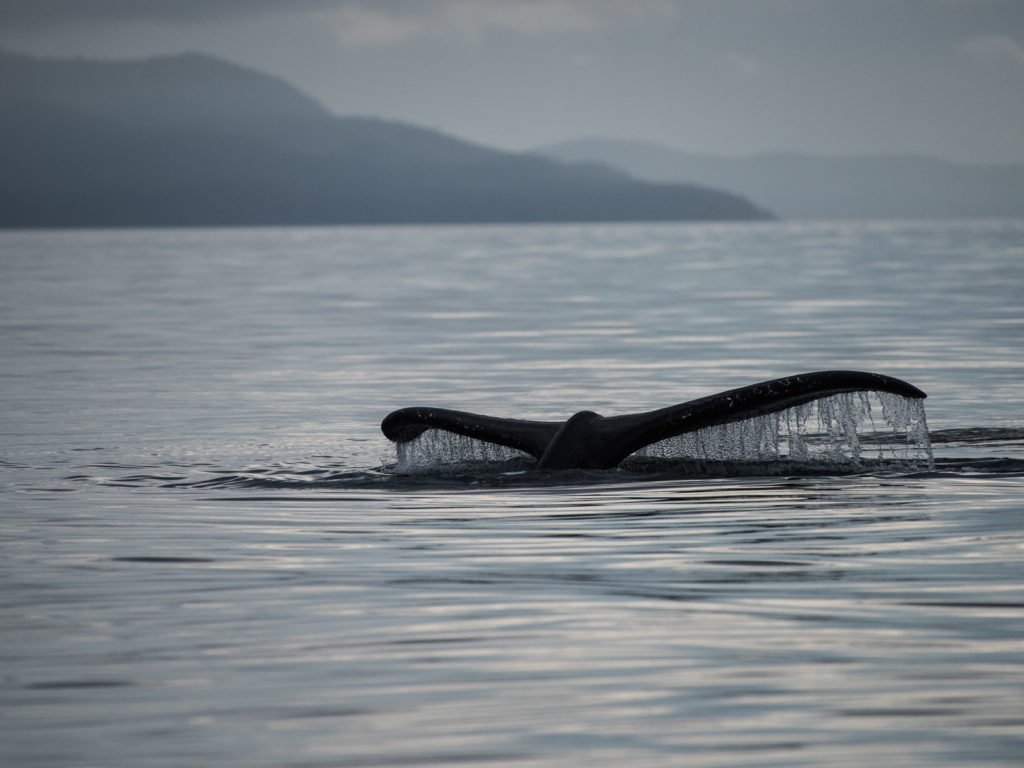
[381,370,927,470]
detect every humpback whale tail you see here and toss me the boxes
[381,370,928,471]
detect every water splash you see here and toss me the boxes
[635,391,933,470]
[393,392,933,474]
[395,430,532,473]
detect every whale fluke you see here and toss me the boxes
[381,370,927,470]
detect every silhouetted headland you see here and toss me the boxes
[0,51,772,228]
[540,137,1024,220]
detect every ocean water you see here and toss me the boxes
[1,219,1023,767]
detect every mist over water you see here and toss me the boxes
[2,219,1023,767]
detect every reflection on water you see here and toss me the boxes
[1,220,1023,767]
[4,473,1023,767]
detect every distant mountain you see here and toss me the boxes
[0,51,770,227]
[539,138,1024,220]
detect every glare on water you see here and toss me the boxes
[1,220,1023,768]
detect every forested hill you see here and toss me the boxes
[0,51,771,227]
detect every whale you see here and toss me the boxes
[381,370,927,470]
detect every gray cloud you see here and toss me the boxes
[0,0,672,40]
[962,34,1024,68]
[0,0,340,26]
[1,0,1021,163]
[325,1,673,47]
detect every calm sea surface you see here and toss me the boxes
[2,220,1023,767]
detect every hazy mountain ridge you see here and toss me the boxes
[0,52,770,227]
[538,138,1024,220]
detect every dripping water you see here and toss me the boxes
[393,391,933,474]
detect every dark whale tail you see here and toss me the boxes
[381,370,927,470]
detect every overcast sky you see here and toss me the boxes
[1,0,1022,163]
